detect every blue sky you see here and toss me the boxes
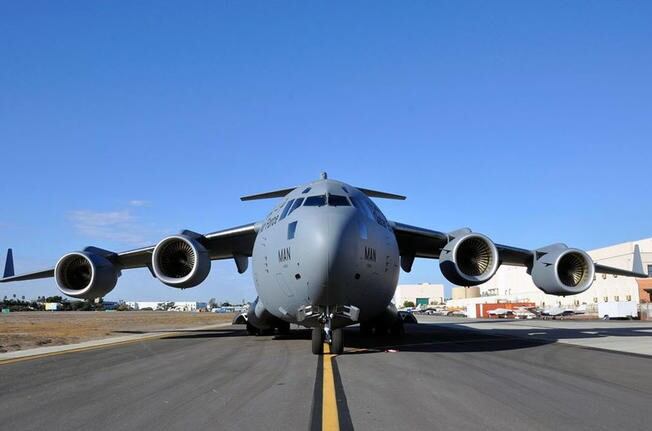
[1,1,651,302]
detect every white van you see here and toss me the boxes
[598,301,638,320]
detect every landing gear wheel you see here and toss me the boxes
[331,328,344,355]
[246,322,258,336]
[312,328,324,355]
[374,323,388,336]
[277,322,291,335]
[390,320,405,336]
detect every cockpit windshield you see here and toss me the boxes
[328,194,350,206]
[304,195,326,207]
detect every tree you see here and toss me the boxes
[403,300,416,308]
[45,296,63,303]
[116,303,132,311]
[208,298,218,309]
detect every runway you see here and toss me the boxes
[1,319,651,431]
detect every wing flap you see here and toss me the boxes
[594,263,647,278]
[0,268,54,283]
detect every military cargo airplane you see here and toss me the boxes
[1,173,647,354]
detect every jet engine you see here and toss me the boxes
[531,245,594,295]
[55,251,119,299]
[439,231,499,286]
[152,234,211,288]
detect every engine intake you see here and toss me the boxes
[152,235,211,288]
[439,232,499,286]
[55,252,119,299]
[531,246,594,295]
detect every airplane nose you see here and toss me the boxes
[301,209,359,306]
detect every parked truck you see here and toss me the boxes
[598,301,638,320]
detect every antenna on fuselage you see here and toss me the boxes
[320,171,328,180]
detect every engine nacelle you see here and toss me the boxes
[152,234,211,288]
[439,231,499,286]
[531,245,594,295]
[246,297,286,330]
[55,252,119,299]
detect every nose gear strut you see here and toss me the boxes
[302,304,357,355]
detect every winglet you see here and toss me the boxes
[3,249,14,278]
[633,244,644,275]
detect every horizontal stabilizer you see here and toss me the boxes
[356,187,406,200]
[240,187,295,201]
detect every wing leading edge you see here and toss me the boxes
[390,221,648,278]
[1,222,259,284]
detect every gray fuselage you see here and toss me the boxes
[251,179,400,328]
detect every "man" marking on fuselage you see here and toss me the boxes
[278,247,291,262]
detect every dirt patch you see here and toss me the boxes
[0,311,235,352]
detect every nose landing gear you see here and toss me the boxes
[312,327,323,354]
[311,327,344,355]
[310,313,345,355]
[300,304,358,355]
[331,328,343,355]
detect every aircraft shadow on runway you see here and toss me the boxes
[111,328,245,340]
[113,321,652,354]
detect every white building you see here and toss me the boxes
[393,283,445,307]
[126,301,207,311]
[447,238,652,311]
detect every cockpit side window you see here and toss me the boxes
[302,187,311,194]
[287,221,298,239]
[279,199,294,220]
[288,198,304,215]
[304,195,326,207]
[350,196,373,219]
[328,194,351,206]
[367,199,388,228]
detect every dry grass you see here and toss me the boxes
[0,311,235,353]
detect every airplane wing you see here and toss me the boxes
[0,222,259,284]
[390,221,648,278]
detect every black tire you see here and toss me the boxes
[312,328,323,355]
[246,322,258,335]
[331,329,344,355]
[603,315,609,321]
[359,322,373,336]
[390,320,405,336]
[277,322,291,335]
[374,323,388,336]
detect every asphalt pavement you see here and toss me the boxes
[1,318,651,431]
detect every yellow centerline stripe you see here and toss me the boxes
[322,343,340,431]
